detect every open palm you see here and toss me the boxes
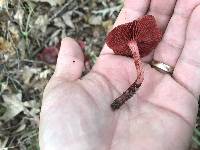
[39,0,200,150]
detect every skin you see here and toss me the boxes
[39,0,200,150]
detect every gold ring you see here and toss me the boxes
[151,60,174,75]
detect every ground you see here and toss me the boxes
[0,0,199,149]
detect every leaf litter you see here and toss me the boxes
[0,0,199,149]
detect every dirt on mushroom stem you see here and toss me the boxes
[111,40,144,110]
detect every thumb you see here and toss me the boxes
[54,37,84,81]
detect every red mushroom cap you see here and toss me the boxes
[106,15,162,57]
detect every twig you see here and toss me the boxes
[49,0,74,22]
[92,5,122,17]
[20,59,44,64]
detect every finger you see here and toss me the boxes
[54,37,84,81]
[153,0,200,67]
[114,0,150,27]
[173,5,200,97]
[147,0,177,31]
[101,0,150,55]
[142,0,177,62]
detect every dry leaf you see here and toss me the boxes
[89,15,102,25]
[17,38,26,58]
[22,66,41,85]
[0,104,6,117]
[0,37,13,52]
[0,0,6,8]
[9,24,20,44]
[35,15,49,33]
[102,20,113,32]
[0,136,8,149]
[23,100,40,117]
[54,18,65,28]
[15,123,26,133]
[1,82,9,93]
[31,0,65,6]
[14,8,24,27]
[0,93,24,122]
[39,69,52,79]
[62,12,75,29]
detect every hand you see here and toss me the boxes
[39,0,200,149]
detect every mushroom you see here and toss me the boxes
[106,15,162,110]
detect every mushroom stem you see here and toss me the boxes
[111,40,144,110]
[111,83,141,110]
[128,40,144,85]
